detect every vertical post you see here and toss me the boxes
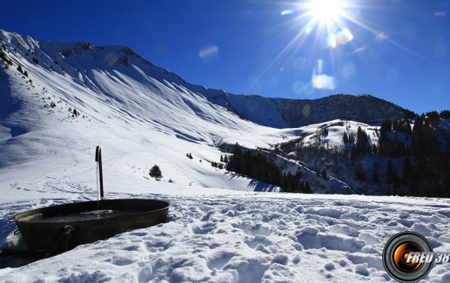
[95,146,104,199]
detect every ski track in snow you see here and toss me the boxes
[2,194,450,282]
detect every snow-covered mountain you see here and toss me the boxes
[0,29,401,195]
[208,93,408,128]
[0,29,409,131]
[0,29,290,168]
[1,29,450,282]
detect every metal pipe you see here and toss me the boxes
[44,225,74,258]
[95,146,104,199]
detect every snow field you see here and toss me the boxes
[3,193,450,282]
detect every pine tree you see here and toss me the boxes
[386,159,399,186]
[304,181,312,194]
[343,132,349,143]
[17,65,23,74]
[149,165,162,180]
[386,159,394,183]
[401,157,412,186]
[348,133,355,144]
[372,166,380,183]
[0,49,6,61]
[350,144,357,159]
[440,110,450,119]
[426,111,440,128]
[355,162,366,181]
[321,168,327,180]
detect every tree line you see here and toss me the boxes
[221,143,313,194]
[361,116,449,197]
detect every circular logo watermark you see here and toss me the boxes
[382,231,434,282]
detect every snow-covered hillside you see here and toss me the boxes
[1,29,450,282]
[0,29,295,183]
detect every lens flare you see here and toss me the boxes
[281,10,294,15]
[329,28,353,48]
[342,62,355,78]
[247,99,259,113]
[293,81,314,95]
[199,46,219,63]
[386,68,399,82]
[305,26,312,34]
[336,28,353,45]
[302,104,311,118]
[304,82,314,95]
[293,81,305,94]
[328,34,337,48]
[312,74,337,89]
[312,68,337,90]
[257,0,434,100]
[317,59,323,73]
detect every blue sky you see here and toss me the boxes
[2,0,449,114]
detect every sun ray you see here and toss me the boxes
[246,0,444,96]
[245,12,320,92]
[338,10,437,65]
[310,0,344,22]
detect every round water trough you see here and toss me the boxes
[13,199,170,252]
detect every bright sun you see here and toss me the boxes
[310,0,343,21]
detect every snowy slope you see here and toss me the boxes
[1,30,450,282]
[266,120,381,194]
[0,29,295,187]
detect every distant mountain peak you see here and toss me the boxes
[1,29,410,130]
[60,41,93,56]
[269,93,407,127]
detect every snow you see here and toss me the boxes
[1,29,450,282]
[3,193,450,282]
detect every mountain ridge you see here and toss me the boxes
[1,29,409,129]
[0,29,449,197]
